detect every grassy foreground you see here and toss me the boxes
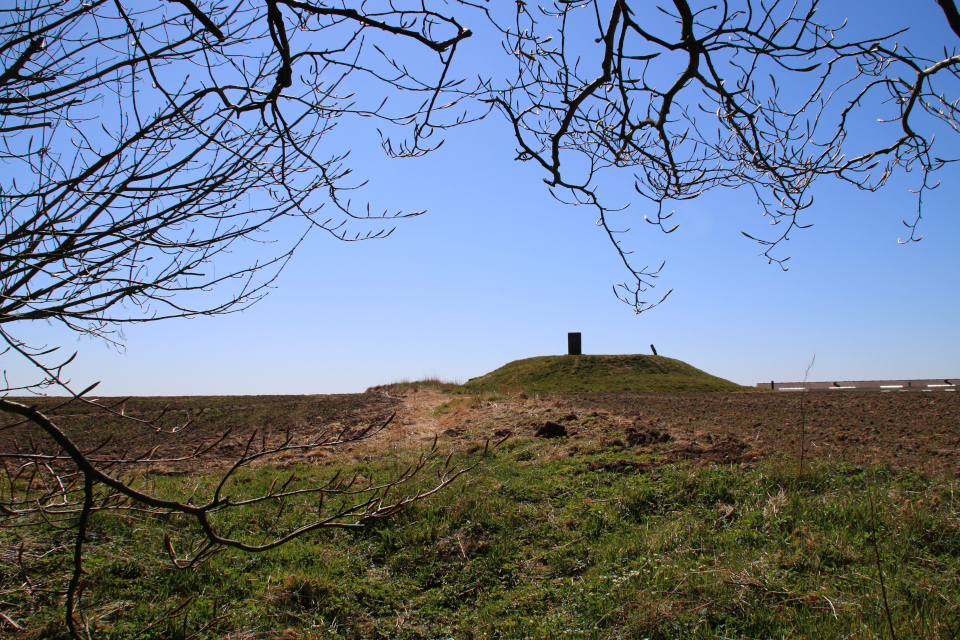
[462,355,745,393]
[5,435,959,639]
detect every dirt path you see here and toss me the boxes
[379,387,453,443]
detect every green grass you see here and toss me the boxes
[374,377,466,394]
[5,442,959,639]
[462,354,746,393]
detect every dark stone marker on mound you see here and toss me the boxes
[535,421,567,438]
[568,332,581,356]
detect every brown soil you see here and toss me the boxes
[0,392,402,474]
[561,390,960,477]
[2,388,958,477]
[424,389,960,477]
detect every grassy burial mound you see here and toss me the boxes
[463,354,744,393]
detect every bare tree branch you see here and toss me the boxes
[484,0,960,311]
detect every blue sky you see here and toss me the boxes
[5,0,959,395]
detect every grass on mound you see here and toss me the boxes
[463,354,745,393]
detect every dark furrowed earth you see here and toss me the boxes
[0,392,403,474]
[2,389,959,477]
[559,390,960,477]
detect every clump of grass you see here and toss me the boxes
[433,397,470,416]
[371,377,465,395]
[431,390,516,417]
[418,375,463,389]
[267,574,337,611]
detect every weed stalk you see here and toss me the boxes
[868,489,898,640]
[796,354,815,485]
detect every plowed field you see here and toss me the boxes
[0,392,402,473]
[558,390,960,477]
[3,388,958,477]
